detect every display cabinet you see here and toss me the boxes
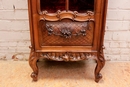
[28,0,108,82]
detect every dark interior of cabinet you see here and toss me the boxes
[69,0,94,12]
[40,0,94,13]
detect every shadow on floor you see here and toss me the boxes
[37,59,96,80]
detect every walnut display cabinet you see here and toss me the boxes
[28,0,108,82]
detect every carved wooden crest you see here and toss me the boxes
[39,10,94,21]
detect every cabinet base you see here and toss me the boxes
[29,48,105,82]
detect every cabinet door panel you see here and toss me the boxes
[39,21,94,46]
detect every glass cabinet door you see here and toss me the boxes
[40,0,66,13]
[40,0,94,13]
[69,0,94,12]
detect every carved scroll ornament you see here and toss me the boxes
[39,10,94,21]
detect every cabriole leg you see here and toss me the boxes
[29,51,39,81]
[94,52,105,82]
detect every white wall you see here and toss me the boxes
[0,0,29,60]
[0,0,130,61]
[104,0,130,61]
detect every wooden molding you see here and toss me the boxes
[39,10,94,22]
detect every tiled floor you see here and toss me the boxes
[0,60,130,87]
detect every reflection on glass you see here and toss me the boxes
[40,0,94,13]
[40,0,65,13]
[69,0,94,12]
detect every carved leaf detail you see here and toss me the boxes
[45,22,90,38]
[40,52,96,61]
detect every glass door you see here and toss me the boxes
[40,0,94,13]
[69,0,94,12]
[40,0,66,13]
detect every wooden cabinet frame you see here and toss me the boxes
[28,0,108,82]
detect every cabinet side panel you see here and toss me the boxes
[100,0,108,48]
[92,0,103,50]
[28,0,34,48]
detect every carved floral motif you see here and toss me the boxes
[46,22,90,38]
[40,52,97,61]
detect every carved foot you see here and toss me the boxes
[95,73,102,82]
[94,52,105,83]
[31,72,38,81]
[29,49,39,81]
[29,56,39,81]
